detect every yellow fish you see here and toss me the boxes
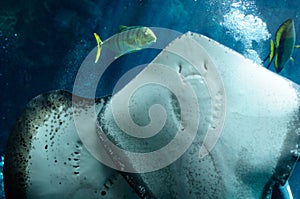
[94,32,102,63]
[93,26,157,63]
[264,19,299,73]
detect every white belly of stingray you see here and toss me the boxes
[3,91,140,199]
[98,32,300,198]
[4,32,300,199]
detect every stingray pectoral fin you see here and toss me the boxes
[3,90,139,199]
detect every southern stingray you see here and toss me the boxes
[4,32,300,198]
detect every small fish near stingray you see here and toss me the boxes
[93,26,157,63]
[263,18,300,73]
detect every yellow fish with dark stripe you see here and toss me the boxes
[264,19,300,73]
[93,26,157,63]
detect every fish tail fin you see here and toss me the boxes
[94,32,102,63]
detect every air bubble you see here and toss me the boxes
[290,149,300,157]
[295,128,300,135]
[138,186,146,195]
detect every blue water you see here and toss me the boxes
[0,156,3,199]
[1,0,300,198]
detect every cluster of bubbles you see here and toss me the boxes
[0,32,17,53]
[220,0,270,62]
[291,144,300,158]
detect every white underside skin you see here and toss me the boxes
[100,32,300,199]
[25,97,138,199]
[4,92,139,199]
[4,32,300,199]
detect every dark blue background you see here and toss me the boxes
[1,0,300,198]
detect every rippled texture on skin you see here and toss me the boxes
[3,90,139,199]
